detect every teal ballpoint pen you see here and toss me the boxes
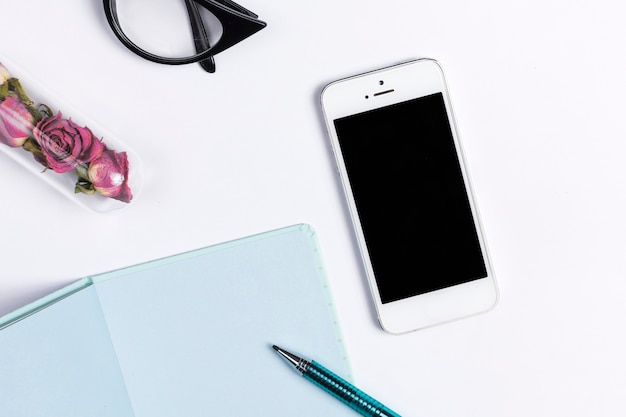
[272,345,402,417]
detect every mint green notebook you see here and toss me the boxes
[0,224,351,416]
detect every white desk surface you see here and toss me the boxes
[1,1,625,416]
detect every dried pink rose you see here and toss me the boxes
[33,112,104,173]
[88,149,132,203]
[0,96,35,147]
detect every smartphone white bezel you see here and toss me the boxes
[321,59,498,334]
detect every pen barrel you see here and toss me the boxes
[305,361,401,417]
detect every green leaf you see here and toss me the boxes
[74,164,90,181]
[8,78,33,106]
[0,82,8,100]
[75,181,95,195]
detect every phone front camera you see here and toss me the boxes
[379,80,384,85]
[365,95,369,99]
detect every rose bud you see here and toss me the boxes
[88,149,132,203]
[33,112,104,173]
[0,96,35,147]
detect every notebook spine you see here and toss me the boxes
[0,277,93,330]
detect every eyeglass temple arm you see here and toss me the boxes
[185,0,216,73]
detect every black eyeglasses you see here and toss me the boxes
[103,0,266,73]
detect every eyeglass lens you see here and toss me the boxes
[115,0,223,60]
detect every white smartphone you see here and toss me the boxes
[321,59,498,334]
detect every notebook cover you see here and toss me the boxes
[0,224,352,416]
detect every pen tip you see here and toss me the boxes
[272,345,279,351]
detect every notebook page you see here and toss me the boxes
[93,224,351,416]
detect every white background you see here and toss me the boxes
[1,1,625,415]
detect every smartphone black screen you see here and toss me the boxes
[334,93,488,304]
